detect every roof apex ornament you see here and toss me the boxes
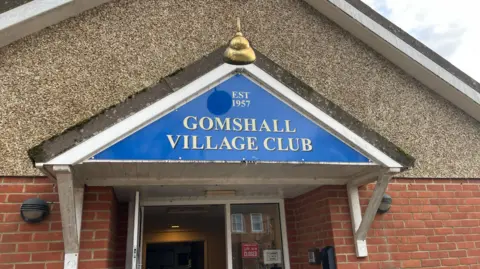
[224,18,256,65]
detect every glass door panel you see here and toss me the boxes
[230,204,284,269]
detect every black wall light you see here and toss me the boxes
[377,193,392,214]
[20,198,50,223]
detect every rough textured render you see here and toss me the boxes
[0,0,479,177]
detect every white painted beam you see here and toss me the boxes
[125,200,135,269]
[347,182,367,257]
[303,0,480,122]
[348,173,392,257]
[54,166,78,251]
[225,203,233,269]
[53,165,84,269]
[355,174,390,241]
[279,200,292,269]
[131,192,141,269]
[45,64,237,165]
[86,177,345,186]
[0,0,112,48]
[348,170,382,187]
[245,65,404,169]
[74,185,84,243]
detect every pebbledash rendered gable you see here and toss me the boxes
[0,0,479,177]
[28,47,415,169]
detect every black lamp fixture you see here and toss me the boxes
[377,193,392,214]
[20,198,50,223]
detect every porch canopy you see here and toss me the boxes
[29,47,414,266]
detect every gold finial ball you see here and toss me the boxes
[224,18,256,65]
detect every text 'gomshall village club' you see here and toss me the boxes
[0,1,480,269]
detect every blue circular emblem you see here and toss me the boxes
[207,89,232,115]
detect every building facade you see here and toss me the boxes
[0,1,479,269]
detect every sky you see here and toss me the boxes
[361,0,480,82]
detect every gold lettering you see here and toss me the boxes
[264,137,276,151]
[215,117,231,131]
[232,118,243,131]
[166,135,181,149]
[244,118,257,132]
[258,120,271,132]
[219,137,232,150]
[232,137,245,150]
[288,138,300,151]
[191,136,204,149]
[277,138,288,151]
[272,120,285,132]
[199,117,214,130]
[183,116,197,130]
[301,138,313,151]
[285,120,296,133]
[247,137,258,150]
[182,135,190,149]
[205,136,218,150]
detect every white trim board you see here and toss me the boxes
[43,63,237,165]
[244,65,401,168]
[1,0,478,124]
[41,63,403,169]
[304,0,480,122]
[0,0,111,48]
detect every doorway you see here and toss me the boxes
[130,197,290,269]
[145,241,205,269]
[142,205,226,269]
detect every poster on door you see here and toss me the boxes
[242,243,259,258]
[263,249,282,264]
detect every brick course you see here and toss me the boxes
[285,179,480,269]
[2,177,479,269]
[0,177,125,269]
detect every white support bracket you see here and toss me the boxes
[347,172,391,257]
[53,166,84,269]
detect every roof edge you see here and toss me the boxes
[28,46,227,165]
[304,0,480,122]
[2,0,479,123]
[252,50,415,169]
[344,0,480,93]
[0,0,111,48]
[28,46,414,169]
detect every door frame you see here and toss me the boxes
[135,198,291,269]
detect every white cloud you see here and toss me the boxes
[361,0,480,82]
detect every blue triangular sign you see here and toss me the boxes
[92,74,370,163]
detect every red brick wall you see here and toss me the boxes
[285,186,342,269]
[0,177,123,269]
[285,179,480,269]
[80,186,119,269]
[114,203,129,269]
[4,177,480,269]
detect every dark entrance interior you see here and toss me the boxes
[143,205,226,269]
[146,241,205,269]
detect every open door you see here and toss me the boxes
[131,191,143,269]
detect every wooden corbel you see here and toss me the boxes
[53,166,85,269]
[347,171,392,257]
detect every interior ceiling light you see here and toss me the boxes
[167,207,208,214]
[205,190,236,197]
